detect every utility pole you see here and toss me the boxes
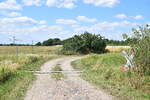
[9,36,19,58]
[32,40,34,54]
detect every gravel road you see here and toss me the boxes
[24,57,114,100]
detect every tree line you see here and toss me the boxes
[35,35,133,46]
[0,32,136,46]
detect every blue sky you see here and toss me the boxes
[0,0,149,44]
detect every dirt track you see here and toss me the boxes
[24,57,113,100]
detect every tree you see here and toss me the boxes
[62,32,106,54]
[42,38,61,46]
[35,42,42,46]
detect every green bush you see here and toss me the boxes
[42,38,61,46]
[62,32,106,54]
[124,25,150,75]
[133,26,150,75]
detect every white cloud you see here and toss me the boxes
[46,0,57,6]
[83,0,120,8]
[39,20,47,24]
[0,16,66,42]
[0,0,22,10]
[8,12,21,17]
[0,11,21,17]
[0,14,140,42]
[73,21,137,33]
[115,13,127,19]
[0,16,46,26]
[77,16,97,23]
[46,0,77,9]
[56,19,78,25]
[133,15,144,20]
[71,20,138,40]
[22,0,42,6]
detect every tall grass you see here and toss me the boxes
[0,55,56,100]
[72,53,150,100]
[0,45,59,100]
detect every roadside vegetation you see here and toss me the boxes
[72,53,149,100]
[72,25,150,100]
[0,46,59,100]
[51,64,66,80]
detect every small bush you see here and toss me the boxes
[62,32,106,54]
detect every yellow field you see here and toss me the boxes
[106,46,130,53]
[0,45,62,56]
[0,45,130,56]
[0,45,61,71]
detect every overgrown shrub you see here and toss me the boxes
[62,32,106,54]
[133,27,150,75]
[125,25,150,75]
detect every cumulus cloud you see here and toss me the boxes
[0,16,47,34]
[71,20,138,40]
[115,13,127,19]
[22,0,42,6]
[0,16,66,43]
[133,15,144,20]
[46,0,77,9]
[39,20,47,24]
[39,0,120,8]
[77,16,97,23]
[73,20,137,33]
[0,11,21,17]
[0,0,22,10]
[83,0,120,8]
[56,19,78,25]
[0,14,139,41]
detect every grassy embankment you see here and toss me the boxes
[72,53,150,100]
[0,46,61,100]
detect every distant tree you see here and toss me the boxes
[42,38,61,46]
[35,42,42,46]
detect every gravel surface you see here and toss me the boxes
[24,57,114,100]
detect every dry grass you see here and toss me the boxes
[0,45,62,56]
[106,46,130,53]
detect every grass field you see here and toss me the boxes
[0,46,61,100]
[72,53,150,100]
[0,55,57,100]
[0,45,133,99]
[0,45,62,56]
